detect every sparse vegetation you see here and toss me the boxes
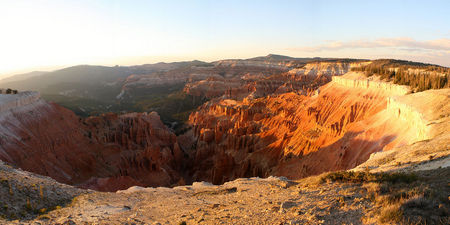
[0,88,18,94]
[39,185,44,200]
[320,170,418,184]
[379,203,403,223]
[42,84,207,134]
[25,198,32,211]
[0,161,86,221]
[127,86,208,132]
[323,169,449,224]
[39,208,47,214]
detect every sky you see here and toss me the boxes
[0,0,449,77]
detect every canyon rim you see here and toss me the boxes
[1,1,449,224]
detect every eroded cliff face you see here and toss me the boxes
[386,97,430,140]
[0,91,42,113]
[184,61,360,100]
[0,92,107,185]
[287,61,368,76]
[1,68,446,192]
[119,61,288,100]
[186,72,438,184]
[332,75,409,95]
[121,58,365,102]
[0,93,186,191]
[386,88,449,140]
[213,59,297,71]
[79,112,186,191]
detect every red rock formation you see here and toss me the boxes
[0,99,108,185]
[187,75,421,184]
[183,61,362,101]
[0,94,186,191]
[185,72,332,100]
[1,68,436,191]
[121,62,287,99]
[79,112,186,191]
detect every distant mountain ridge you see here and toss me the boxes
[0,71,48,83]
[4,54,446,91]
[0,54,447,123]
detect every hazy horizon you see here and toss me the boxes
[1,0,449,77]
[1,53,446,79]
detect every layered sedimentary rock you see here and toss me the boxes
[287,61,368,76]
[184,74,330,100]
[353,88,450,173]
[213,59,295,70]
[184,61,359,100]
[0,91,42,113]
[122,62,289,99]
[386,97,430,140]
[183,77,244,99]
[332,75,409,95]
[121,57,365,101]
[0,92,107,184]
[386,88,449,140]
[1,63,447,193]
[79,112,186,191]
[187,72,439,184]
[0,93,186,191]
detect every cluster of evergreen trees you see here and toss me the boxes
[352,59,449,92]
[0,88,18,94]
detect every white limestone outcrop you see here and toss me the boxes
[386,97,430,140]
[288,62,369,76]
[214,60,293,70]
[332,76,410,96]
[330,73,442,144]
[0,91,43,114]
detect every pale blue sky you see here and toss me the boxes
[0,0,449,76]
